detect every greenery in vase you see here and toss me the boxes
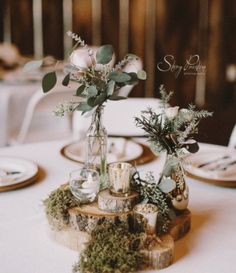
[135,85,212,156]
[25,31,146,116]
[132,171,176,235]
[134,85,212,212]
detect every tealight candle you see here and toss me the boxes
[108,162,132,196]
[134,203,158,234]
[69,168,99,203]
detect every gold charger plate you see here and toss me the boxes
[185,171,236,187]
[0,156,42,192]
[60,140,156,166]
[0,169,40,192]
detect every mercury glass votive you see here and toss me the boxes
[134,203,158,234]
[108,162,132,196]
[69,168,99,203]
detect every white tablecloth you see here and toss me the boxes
[0,140,236,273]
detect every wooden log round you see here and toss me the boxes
[142,235,174,270]
[68,202,133,233]
[98,189,139,212]
[48,226,174,270]
[48,226,90,252]
[170,209,191,241]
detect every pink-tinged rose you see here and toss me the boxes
[69,48,93,69]
[69,47,115,71]
[164,106,179,120]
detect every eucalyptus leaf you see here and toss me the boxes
[23,60,43,72]
[42,71,57,93]
[181,140,199,153]
[76,85,85,96]
[137,70,147,80]
[76,102,93,112]
[94,92,107,106]
[87,86,98,97]
[106,80,115,96]
[108,71,131,83]
[62,73,70,86]
[126,72,139,85]
[87,97,96,107]
[158,177,176,193]
[96,45,113,64]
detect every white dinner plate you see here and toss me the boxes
[63,138,143,164]
[0,157,38,188]
[184,149,236,186]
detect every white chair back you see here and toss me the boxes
[15,83,78,144]
[118,58,143,97]
[228,125,236,148]
[72,97,162,140]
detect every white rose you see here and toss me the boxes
[164,106,179,120]
[69,48,93,69]
[69,47,115,71]
[179,108,193,122]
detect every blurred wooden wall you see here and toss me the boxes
[0,0,235,144]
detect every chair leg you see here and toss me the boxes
[16,91,44,144]
[0,93,11,147]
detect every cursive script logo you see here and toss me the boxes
[157,55,206,78]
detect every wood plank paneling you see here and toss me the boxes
[0,0,4,42]
[206,0,225,107]
[10,0,34,55]
[224,0,236,64]
[101,0,120,58]
[155,0,199,106]
[42,0,64,59]
[129,0,146,97]
[73,0,92,45]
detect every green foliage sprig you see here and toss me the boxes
[73,221,158,273]
[132,171,175,235]
[43,185,80,224]
[25,31,146,117]
[135,85,212,155]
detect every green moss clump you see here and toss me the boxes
[73,221,146,273]
[43,185,80,224]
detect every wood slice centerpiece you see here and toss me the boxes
[46,186,191,270]
[98,189,139,212]
[142,235,174,270]
[68,202,133,233]
[170,209,191,240]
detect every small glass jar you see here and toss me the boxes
[69,168,99,203]
[108,162,132,196]
[134,203,158,234]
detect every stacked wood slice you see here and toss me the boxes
[46,186,191,270]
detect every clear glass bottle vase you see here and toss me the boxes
[86,106,108,189]
[161,153,189,211]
